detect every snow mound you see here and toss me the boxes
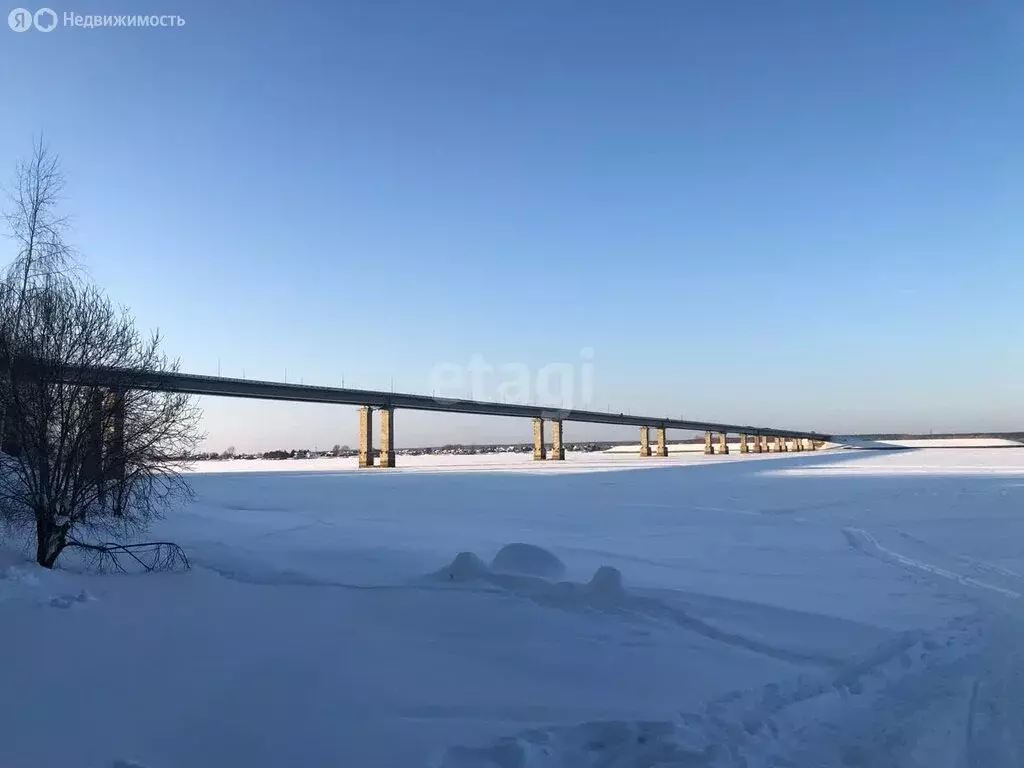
[49,589,93,609]
[490,543,565,579]
[0,564,40,586]
[586,565,625,598]
[0,562,43,604]
[433,551,490,583]
[0,552,97,609]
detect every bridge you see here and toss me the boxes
[12,361,831,467]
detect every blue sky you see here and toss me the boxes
[2,1,1022,450]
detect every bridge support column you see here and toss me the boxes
[1,399,20,458]
[105,389,126,487]
[789,437,799,452]
[639,426,651,457]
[655,427,668,457]
[718,432,729,455]
[704,430,714,455]
[809,439,818,451]
[740,434,749,454]
[550,419,565,461]
[379,406,396,468]
[532,417,546,461]
[775,436,783,452]
[358,406,374,468]
[85,389,103,491]
[753,434,763,453]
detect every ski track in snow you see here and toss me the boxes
[842,527,1022,600]
[894,529,1022,580]
[429,551,849,669]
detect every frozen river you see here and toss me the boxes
[3,446,1024,767]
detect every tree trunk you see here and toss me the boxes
[35,515,67,568]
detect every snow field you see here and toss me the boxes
[3,446,1024,766]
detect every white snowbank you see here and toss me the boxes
[772,446,1024,477]
[878,437,1022,448]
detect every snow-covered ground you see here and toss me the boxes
[4,447,1024,767]
[188,448,819,474]
[876,437,1022,448]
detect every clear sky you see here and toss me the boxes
[2,1,1022,450]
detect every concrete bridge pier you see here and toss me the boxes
[85,389,103,488]
[639,426,651,457]
[1,400,20,457]
[357,405,397,468]
[358,406,374,467]
[105,389,126,485]
[718,432,729,455]
[740,434,749,454]
[774,436,784,452]
[655,427,668,457]
[550,419,565,461]
[379,406,396,468]
[753,434,763,453]
[704,430,715,455]
[533,417,547,461]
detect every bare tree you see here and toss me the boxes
[1,137,76,413]
[0,282,203,567]
[2,137,77,325]
[0,140,202,568]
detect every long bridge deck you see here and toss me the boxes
[65,364,828,441]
